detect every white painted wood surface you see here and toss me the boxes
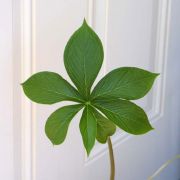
[0,0,14,179]
[1,0,180,179]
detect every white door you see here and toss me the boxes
[2,0,179,180]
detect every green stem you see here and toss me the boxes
[108,137,115,180]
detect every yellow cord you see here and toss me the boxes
[148,155,180,180]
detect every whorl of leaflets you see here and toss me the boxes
[22,19,159,155]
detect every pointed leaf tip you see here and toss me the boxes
[155,73,160,77]
[151,127,155,131]
[83,18,87,25]
[91,67,159,100]
[64,18,104,99]
[93,99,153,135]
[86,149,90,157]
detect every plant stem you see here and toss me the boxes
[108,137,115,180]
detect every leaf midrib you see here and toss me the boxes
[94,103,132,131]
[94,102,150,133]
[46,89,82,102]
[93,75,155,99]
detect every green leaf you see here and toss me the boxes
[93,99,153,135]
[91,67,159,100]
[64,19,104,99]
[93,109,116,144]
[79,105,97,155]
[45,104,83,145]
[22,71,83,104]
